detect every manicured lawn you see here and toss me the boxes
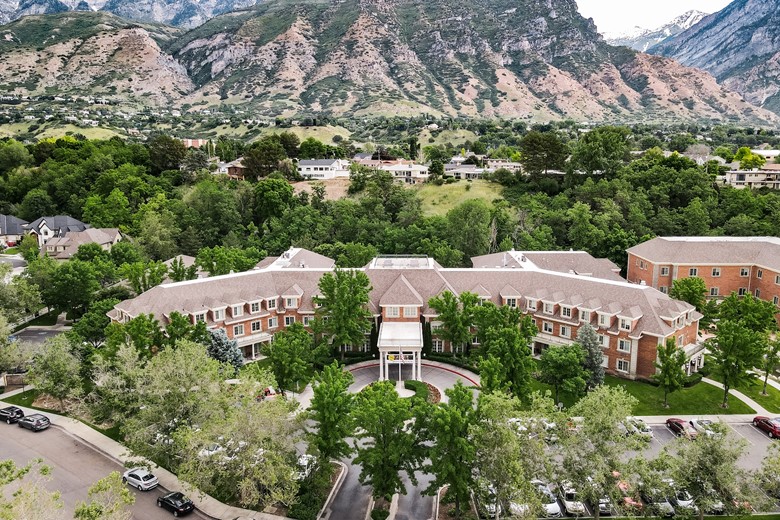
[414,180,504,216]
[707,372,780,414]
[604,376,755,416]
[1,247,19,255]
[12,309,59,332]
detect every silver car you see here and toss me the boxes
[122,467,159,491]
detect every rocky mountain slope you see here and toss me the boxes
[606,10,708,52]
[0,12,192,102]
[650,0,780,113]
[0,1,776,124]
[0,0,258,27]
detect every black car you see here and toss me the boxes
[157,491,195,517]
[17,413,50,431]
[0,406,24,424]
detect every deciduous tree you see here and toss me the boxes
[707,321,765,407]
[314,269,373,357]
[265,323,312,394]
[652,337,687,408]
[307,361,355,465]
[538,344,588,404]
[74,471,135,520]
[670,277,708,314]
[27,335,82,411]
[428,291,478,356]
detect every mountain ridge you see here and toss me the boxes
[606,10,708,52]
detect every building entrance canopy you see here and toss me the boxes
[377,322,423,381]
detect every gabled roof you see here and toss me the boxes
[282,284,304,297]
[627,237,780,271]
[499,284,521,297]
[24,216,89,235]
[379,275,424,306]
[0,215,28,236]
[469,284,491,298]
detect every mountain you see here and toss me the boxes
[650,0,780,113]
[0,12,192,103]
[606,10,708,52]
[0,1,776,124]
[0,0,259,27]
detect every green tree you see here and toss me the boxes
[135,210,179,261]
[652,337,687,408]
[669,277,708,313]
[18,234,40,263]
[446,200,492,260]
[243,138,287,179]
[27,335,81,411]
[148,134,186,174]
[207,329,243,374]
[254,177,295,224]
[707,321,766,407]
[314,269,373,357]
[121,261,168,295]
[307,361,355,464]
[578,323,604,389]
[760,339,780,396]
[264,322,312,394]
[17,188,55,222]
[72,299,120,349]
[718,292,778,333]
[163,311,210,348]
[0,139,32,174]
[538,344,588,404]
[518,130,568,175]
[420,381,475,517]
[478,354,508,395]
[195,246,264,276]
[740,153,766,170]
[105,314,164,358]
[428,291,478,356]
[82,189,132,228]
[570,126,631,176]
[0,458,63,519]
[351,380,421,499]
[74,471,134,520]
[88,342,143,425]
[0,263,42,322]
[298,137,328,159]
[49,259,100,317]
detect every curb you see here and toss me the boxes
[317,460,347,520]
[433,486,445,520]
[364,497,374,520]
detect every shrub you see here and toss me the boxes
[403,380,429,402]
[371,510,390,520]
[683,372,703,388]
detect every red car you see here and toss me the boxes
[666,418,698,439]
[753,416,780,439]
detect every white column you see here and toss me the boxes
[398,350,402,382]
[379,352,384,380]
[411,352,416,381]
[417,352,422,382]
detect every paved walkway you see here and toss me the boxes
[702,377,770,415]
[0,387,290,520]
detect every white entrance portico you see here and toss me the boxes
[377,321,423,381]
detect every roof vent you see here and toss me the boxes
[521,255,526,262]
[299,261,306,268]
[640,280,646,286]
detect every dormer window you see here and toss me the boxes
[598,313,609,327]
[285,297,298,309]
[194,312,206,323]
[386,306,400,318]
[250,302,260,313]
[619,318,631,331]
[213,309,225,321]
[505,298,517,308]
[267,299,277,310]
[561,306,572,318]
[403,306,417,318]
[581,311,591,323]
[232,305,244,317]
[543,302,554,315]
[527,299,537,311]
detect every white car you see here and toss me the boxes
[122,467,159,491]
[198,442,225,458]
[559,481,586,516]
[689,419,719,437]
[626,417,653,438]
[531,480,563,518]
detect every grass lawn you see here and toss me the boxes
[1,389,122,442]
[414,180,504,216]
[1,247,19,255]
[604,376,755,416]
[12,309,59,332]
[707,373,780,414]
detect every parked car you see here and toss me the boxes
[752,416,780,439]
[17,413,50,431]
[689,419,719,437]
[531,480,563,518]
[626,417,653,438]
[0,406,24,424]
[156,491,195,517]
[472,484,502,519]
[666,418,698,439]
[664,479,698,514]
[122,468,159,491]
[558,481,587,516]
[585,477,613,516]
[613,472,643,514]
[640,489,675,517]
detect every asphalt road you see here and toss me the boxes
[11,328,65,344]
[0,422,208,520]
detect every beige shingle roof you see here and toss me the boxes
[627,237,780,271]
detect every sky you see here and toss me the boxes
[576,0,732,36]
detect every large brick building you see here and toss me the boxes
[626,237,780,310]
[110,248,703,381]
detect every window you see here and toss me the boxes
[561,306,572,318]
[543,321,554,334]
[599,334,609,349]
[660,267,669,276]
[738,287,748,296]
[527,299,537,311]
[472,335,480,346]
[560,325,571,338]
[250,302,260,313]
[689,268,698,277]
[194,312,206,323]
[598,314,609,327]
[659,286,668,294]
[710,287,719,297]
[543,302,554,315]
[267,299,277,310]
[267,317,278,329]
[403,306,417,318]
[303,316,313,326]
[285,316,296,326]
[758,269,764,279]
[386,306,400,318]
[755,289,761,298]
[505,298,517,308]
[776,275,780,285]
[213,309,224,321]
[619,318,631,331]
[251,321,261,333]
[232,305,244,317]
[618,339,631,353]
[712,267,721,277]
[432,339,444,353]
[774,296,779,306]
[285,297,298,309]
[233,324,244,336]
[740,268,750,277]
[581,311,591,323]
[617,359,630,373]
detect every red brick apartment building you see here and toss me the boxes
[110,248,703,381]
[627,237,780,311]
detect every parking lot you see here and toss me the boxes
[643,420,775,469]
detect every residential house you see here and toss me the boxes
[23,216,90,248]
[43,228,122,260]
[226,159,246,180]
[182,139,209,149]
[0,215,28,247]
[110,248,702,380]
[719,163,780,190]
[297,159,351,180]
[353,158,430,184]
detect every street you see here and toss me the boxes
[0,422,208,519]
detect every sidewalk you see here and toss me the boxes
[702,377,770,415]
[0,387,291,520]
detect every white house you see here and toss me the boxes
[297,159,351,179]
[381,163,429,184]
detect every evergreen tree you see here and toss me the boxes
[207,329,243,374]
[578,323,604,389]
